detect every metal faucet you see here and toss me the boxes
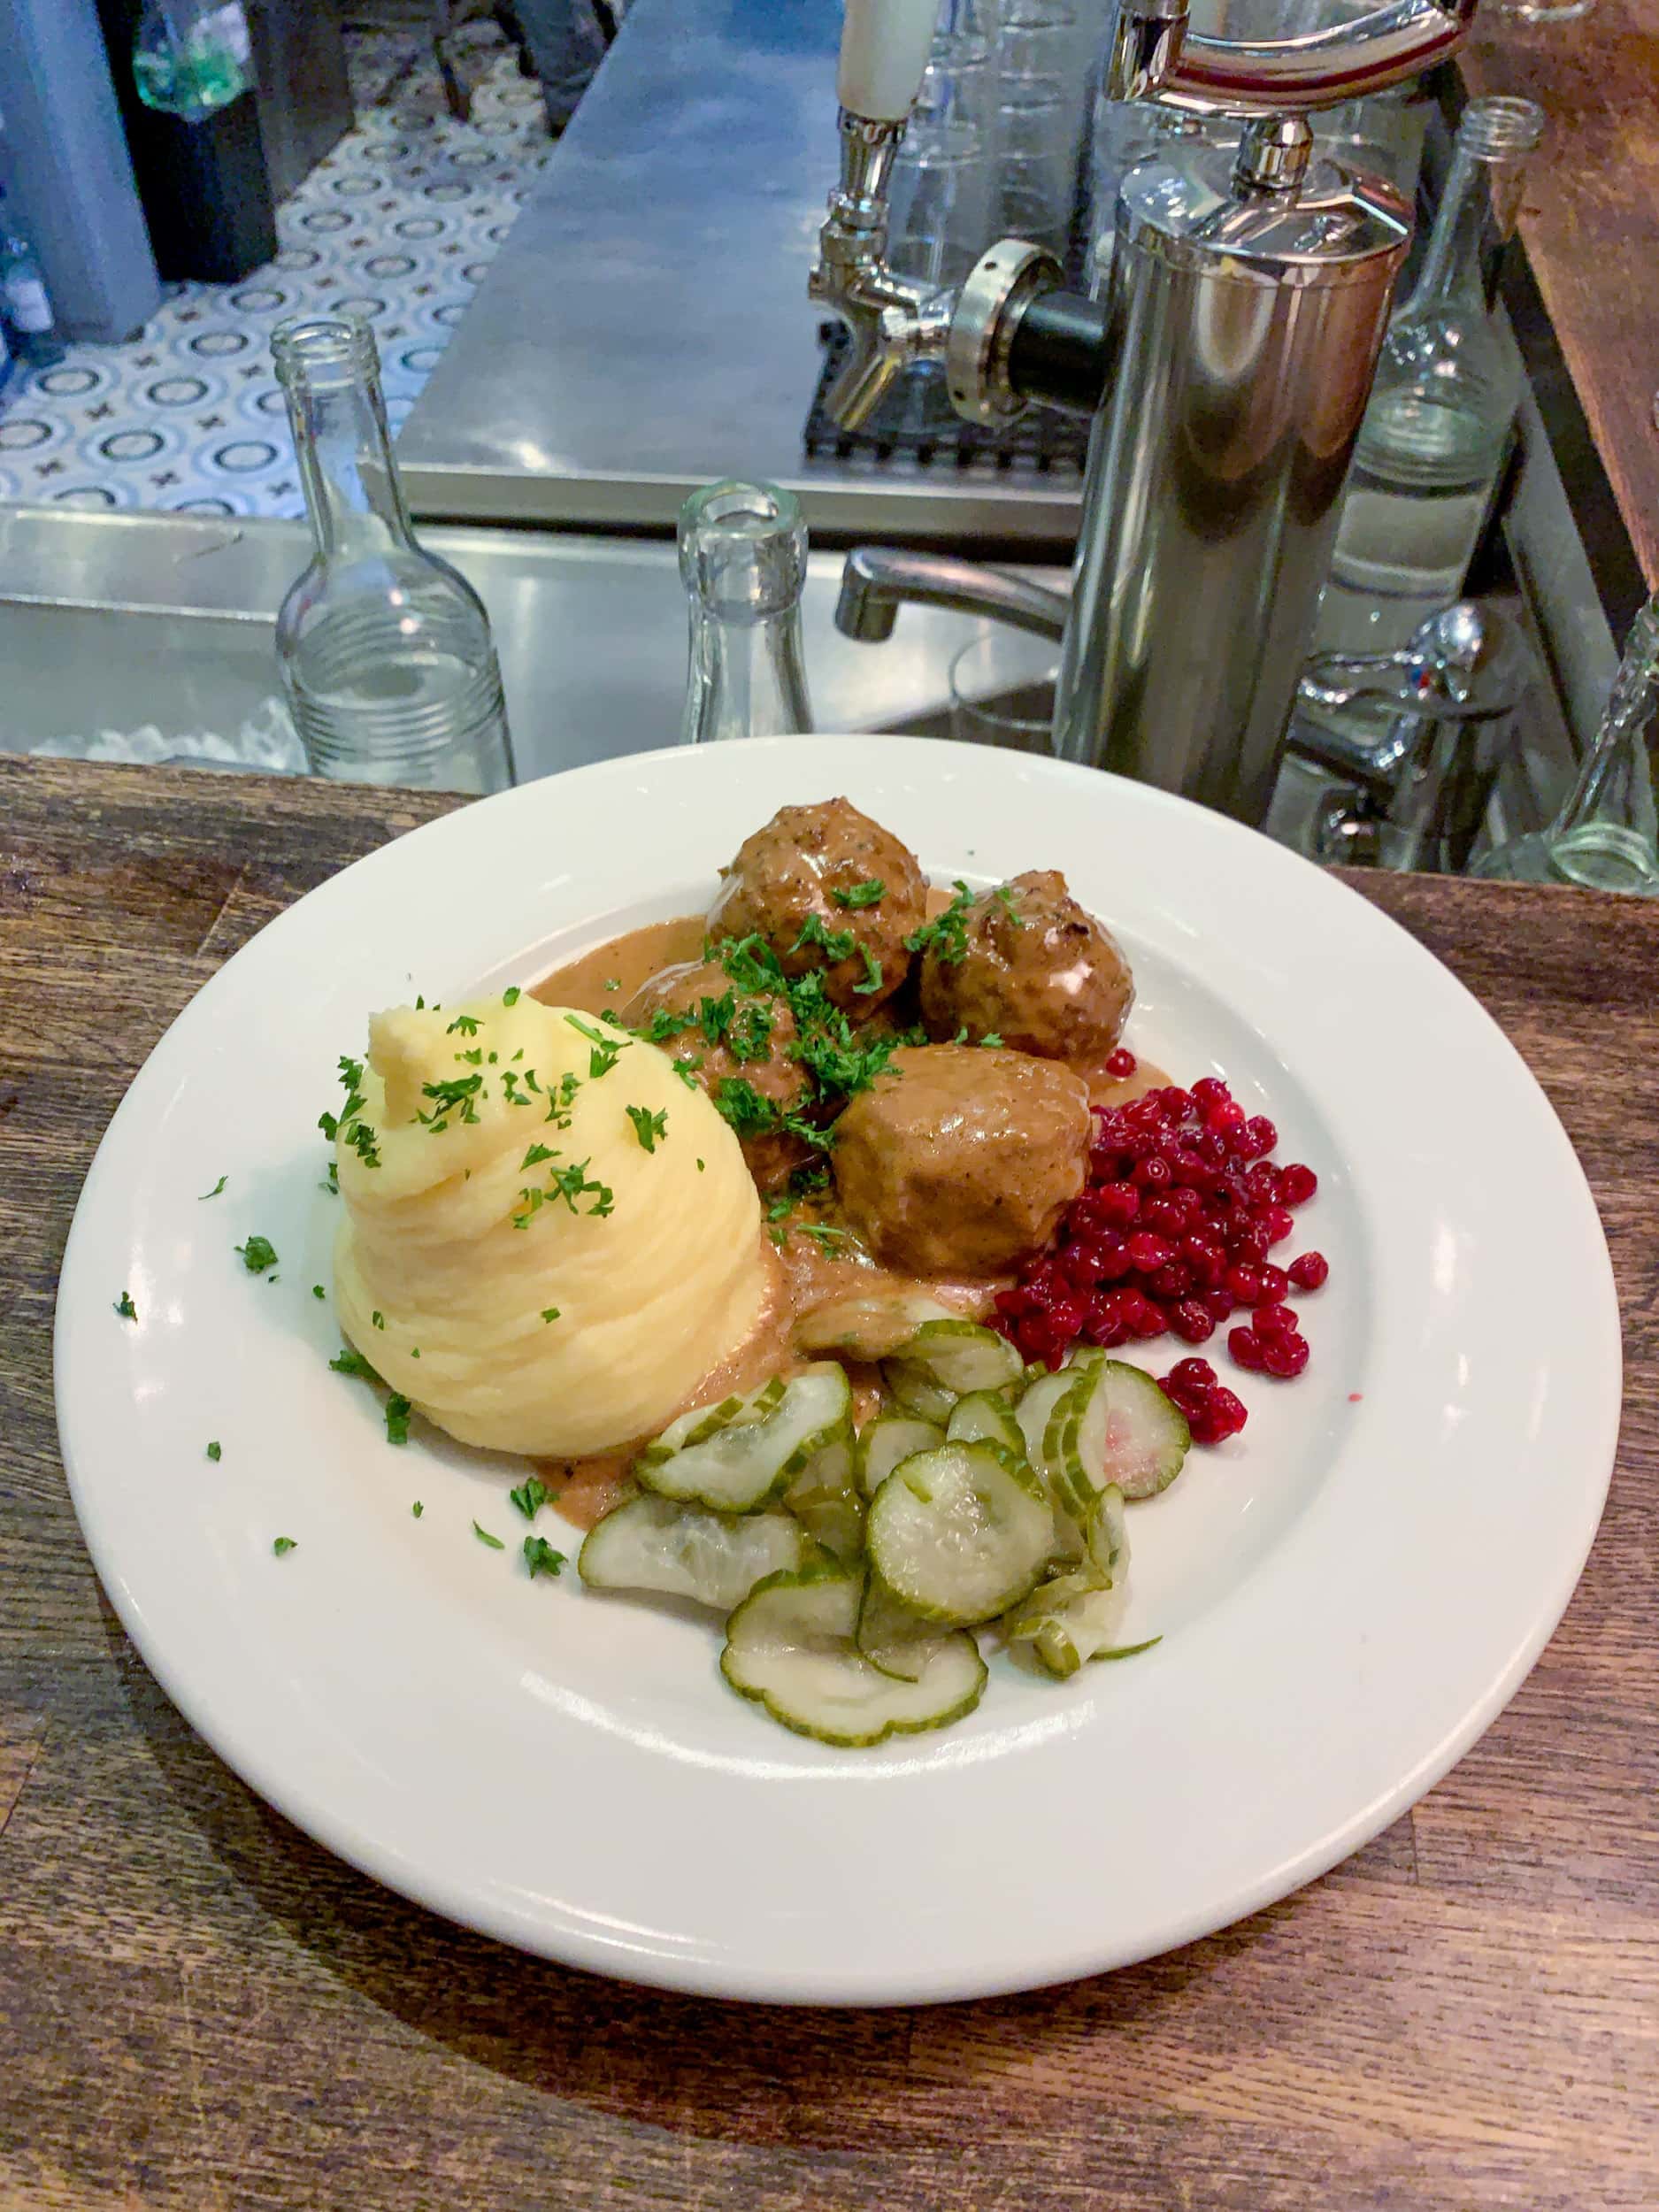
[812,0,1480,826]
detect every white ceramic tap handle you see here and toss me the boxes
[838,0,937,122]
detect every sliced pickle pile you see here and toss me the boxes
[578,1317,1179,1743]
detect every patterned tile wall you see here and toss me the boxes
[0,28,549,518]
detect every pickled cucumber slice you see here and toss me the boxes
[793,1288,956,1361]
[1013,1582,1161,1680]
[1048,1358,1190,1505]
[856,1413,945,1497]
[882,1357,958,1425]
[1014,1369,1073,1493]
[901,1319,1025,1396]
[637,1364,852,1511]
[721,1565,987,1745]
[866,1441,1053,1626]
[783,1420,866,1563]
[854,1572,954,1683]
[579,1494,811,1611]
[636,1375,786,1471]
[946,1389,1027,1457]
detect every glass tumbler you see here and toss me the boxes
[950,636,1058,751]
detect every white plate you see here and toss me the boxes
[55,737,1620,2005]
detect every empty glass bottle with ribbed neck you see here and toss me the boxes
[273,313,514,793]
[679,480,814,744]
[1477,592,1659,895]
[1303,96,1545,748]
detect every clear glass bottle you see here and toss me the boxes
[1304,97,1545,744]
[273,314,514,794]
[679,480,814,744]
[1476,593,1659,895]
[0,191,65,370]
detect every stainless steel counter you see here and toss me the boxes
[394,0,1081,549]
[0,503,1058,780]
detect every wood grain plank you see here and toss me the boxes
[3,760,1655,2212]
[1462,0,1659,589]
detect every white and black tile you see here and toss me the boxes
[0,27,549,518]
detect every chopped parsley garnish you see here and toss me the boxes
[371,1310,385,1331]
[712,1077,779,1139]
[502,986,521,1006]
[981,1033,1004,1048]
[329,1346,380,1382]
[603,978,620,992]
[411,1501,424,1517]
[715,933,786,994]
[455,1048,484,1067]
[234,1235,279,1274]
[273,1538,296,1557]
[522,1142,555,1170]
[509,1474,549,1521]
[640,1006,696,1046]
[766,1195,794,1222]
[114,1291,138,1321]
[339,1055,365,1093]
[695,1157,705,1172]
[541,1306,561,1324]
[447,1014,480,1035]
[995,884,1027,928]
[904,879,974,964]
[197,1176,227,1201]
[799,1224,853,1250]
[852,946,884,997]
[205,1440,221,1463]
[626,1103,668,1153]
[523,1535,567,1579]
[323,1161,340,1195]
[472,1521,505,1550]
[790,913,856,964]
[565,1015,627,1079]
[830,878,885,910]
[311,1284,326,1301]
[695,990,736,1047]
[726,999,774,1063]
[419,1072,483,1130]
[672,1061,702,1091]
[385,1394,412,1447]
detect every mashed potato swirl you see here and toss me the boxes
[333,993,768,1456]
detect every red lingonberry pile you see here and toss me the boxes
[991,1067,1329,1445]
[1155,1358,1248,1447]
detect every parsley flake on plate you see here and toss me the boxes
[197,1175,227,1201]
[273,1538,296,1557]
[385,1394,412,1448]
[411,1501,424,1518]
[329,1346,380,1382]
[509,1474,550,1521]
[205,1440,222,1463]
[524,1535,567,1579]
[234,1235,279,1275]
[113,1291,138,1322]
[472,1521,505,1550]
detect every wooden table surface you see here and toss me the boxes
[1463,0,1659,591]
[3,755,1655,2211]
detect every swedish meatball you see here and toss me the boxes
[919,869,1133,1061]
[833,1045,1091,1277]
[708,797,927,1014]
[625,958,811,1192]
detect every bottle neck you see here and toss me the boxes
[682,602,813,745]
[286,372,417,564]
[1411,142,1505,314]
[1548,596,1659,863]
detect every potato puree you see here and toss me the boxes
[333,993,768,1456]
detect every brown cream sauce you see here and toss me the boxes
[529,915,1167,1525]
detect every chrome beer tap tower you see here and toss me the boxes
[811,0,1479,823]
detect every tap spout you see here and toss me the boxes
[836,549,1071,645]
